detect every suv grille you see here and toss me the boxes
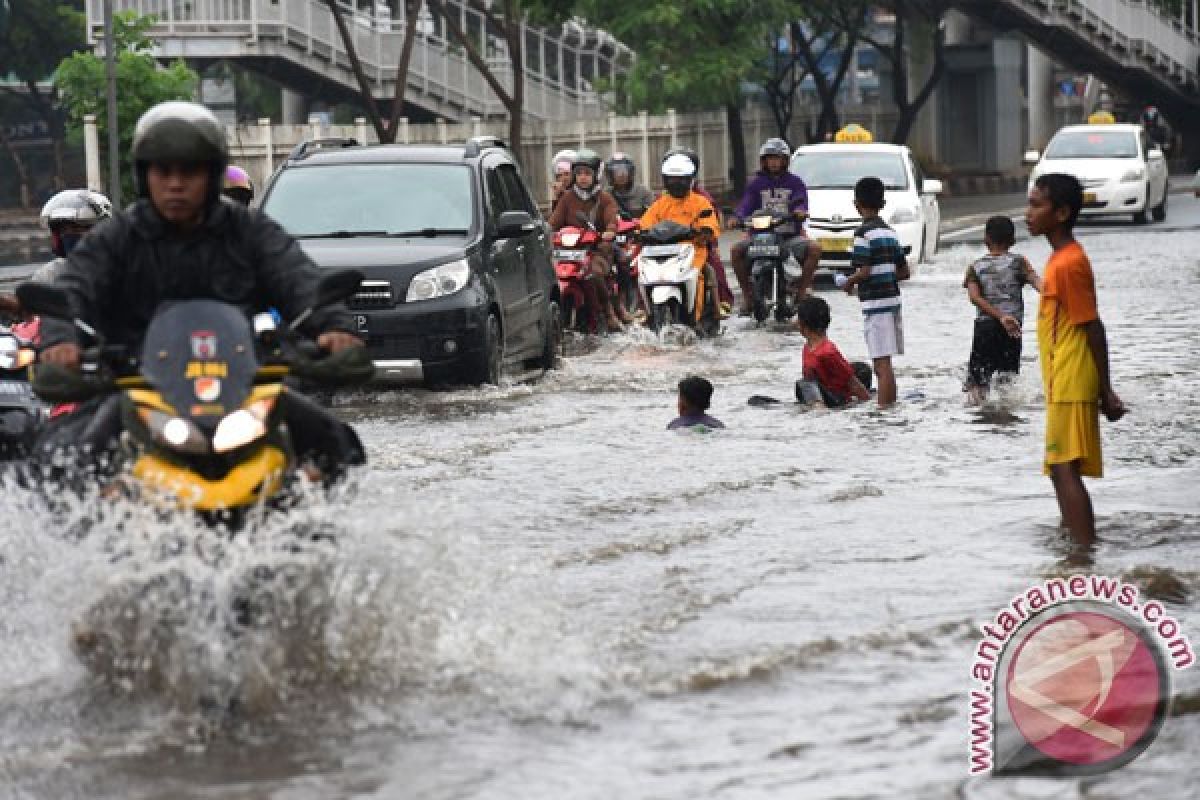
[348,280,394,309]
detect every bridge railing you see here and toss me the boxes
[85,0,630,119]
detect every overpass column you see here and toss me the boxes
[1027,44,1056,150]
[281,89,307,125]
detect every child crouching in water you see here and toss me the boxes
[795,296,871,408]
[963,216,1042,404]
[668,376,725,431]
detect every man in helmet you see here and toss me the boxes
[222,164,255,206]
[606,152,656,219]
[548,148,631,330]
[640,152,722,327]
[34,189,114,284]
[1141,106,1169,152]
[550,148,577,212]
[662,146,735,314]
[36,101,365,478]
[731,138,822,316]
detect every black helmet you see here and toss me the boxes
[131,101,229,205]
[605,152,636,185]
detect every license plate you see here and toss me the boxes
[0,380,31,396]
[821,236,853,253]
[641,244,682,257]
[1083,191,1097,204]
[747,244,781,258]
[354,314,369,334]
[554,249,587,262]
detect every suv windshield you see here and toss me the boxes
[1044,131,1139,159]
[263,164,475,237]
[790,152,909,190]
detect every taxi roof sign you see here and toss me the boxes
[1087,110,1116,125]
[835,124,874,143]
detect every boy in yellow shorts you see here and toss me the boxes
[1025,173,1126,544]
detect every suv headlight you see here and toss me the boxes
[1121,168,1145,183]
[889,206,918,225]
[406,259,471,302]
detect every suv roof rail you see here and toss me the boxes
[287,137,360,162]
[464,135,507,157]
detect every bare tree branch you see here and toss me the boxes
[322,0,388,141]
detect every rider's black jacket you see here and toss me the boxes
[40,198,353,350]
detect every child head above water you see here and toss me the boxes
[677,375,714,416]
[795,295,831,337]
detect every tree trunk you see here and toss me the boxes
[726,101,747,196]
[0,124,32,208]
[385,0,424,143]
[323,0,388,141]
[887,2,947,144]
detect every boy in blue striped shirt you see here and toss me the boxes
[841,176,910,407]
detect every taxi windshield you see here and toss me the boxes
[789,152,908,190]
[1044,131,1139,159]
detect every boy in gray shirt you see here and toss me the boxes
[963,216,1043,403]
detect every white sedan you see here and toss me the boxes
[789,142,943,272]
[1025,123,1169,224]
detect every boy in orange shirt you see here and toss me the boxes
[1025,173,1126,544]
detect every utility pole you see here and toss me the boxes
[103,0,121,207]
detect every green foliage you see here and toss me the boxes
[55,11,197,198]
[0,0,83,83]
[580,0,791,113]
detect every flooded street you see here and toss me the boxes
[2,196,1199,799]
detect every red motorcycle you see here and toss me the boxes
[552,224,603,333]
[613,214,642,315]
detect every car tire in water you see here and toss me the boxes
[466,312,503,385]
[535,301,563,372]
[753,271,770,323]
[1133,185,1150,224]
[1152,185,1168,222]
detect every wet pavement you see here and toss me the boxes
[1,194,1199,798]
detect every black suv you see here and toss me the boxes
[259,136,560,385]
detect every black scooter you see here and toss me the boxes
[744,210,803,325]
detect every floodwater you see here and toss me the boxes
[2,199,1199,799]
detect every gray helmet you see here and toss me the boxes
[131,101,229,203]
[605,152,636,185]
[758,137,791,159]
[40,189,113,230]
[572,148,604,182]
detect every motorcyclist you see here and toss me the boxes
[36,101,366,479]
[548,148,631,330]
[606,152,656,219]
[730,138,822,315]
[1141,106,1169,152]
[34,189,114,284]
[640,153,722,327]
[550,148,577,212]
[222,164,255,206]
[662,145,735,314]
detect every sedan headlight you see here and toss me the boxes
[889,206,918,225]
[406,259,471,303]
[1120,168,1145,183]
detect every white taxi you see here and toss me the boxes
[1025,122,1169,224]
[788,126,942,272]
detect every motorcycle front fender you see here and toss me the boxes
[131,444,289,511]
[650,286,683,306]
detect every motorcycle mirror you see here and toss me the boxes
[15,282,71,320]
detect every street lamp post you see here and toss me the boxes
[103,0,120,207]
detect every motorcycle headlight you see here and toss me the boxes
[212,396,276,454]
[137,407,209,455]
[1121,168,1145,183]
[889,206,918,225]
[406,259,471,303]
[560,231,581,247]
[750,216,772,230]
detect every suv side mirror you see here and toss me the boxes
[1022,150,1041,166]
[496,210,537,238]
[921,179,943,195]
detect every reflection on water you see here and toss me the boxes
[2,216,1200,798]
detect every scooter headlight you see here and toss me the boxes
[212,396,276,454]
[750,216,773,230]
[406,259,471,303]
[560,231,582,248]
[137,407,209,455]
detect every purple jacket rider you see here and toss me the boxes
[735,170,810,234]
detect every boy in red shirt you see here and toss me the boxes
[795,296,871,407]
[1026,172,1126,545]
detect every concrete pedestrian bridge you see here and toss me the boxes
[956,0,1199,122]
[85,0,630,122]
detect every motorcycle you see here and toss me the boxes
[613,212,642,314]
[743,210,805,325]
[635,208,719,336]
[15,271,372,521]
[0,328,45,461]
[552,220,603,334]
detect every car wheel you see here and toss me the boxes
[535,300,563,372]
[918,231,927,264]
[1152,186,1167,222]
[466,312,503,386]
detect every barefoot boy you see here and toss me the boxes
[1025,173,1126,544]
[794,296,871,408]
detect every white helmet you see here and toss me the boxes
[40,189,113,230]
[552,148,578,177]
[661,152,697,198]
